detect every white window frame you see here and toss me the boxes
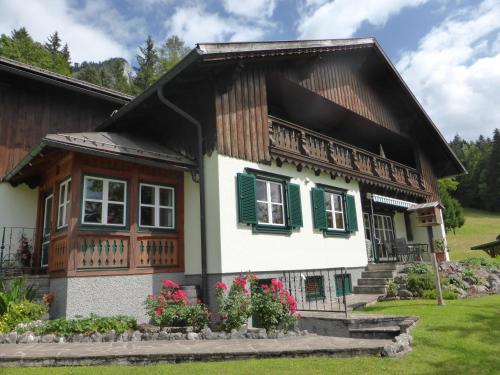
[325,191,345,231]
[139,183,175,229]
[57,178,71,229]
[82,176,127,226]
[373,214,395,242]
[256,179,285,227]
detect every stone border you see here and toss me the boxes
[0,327,309,345]
[381,318,418,357]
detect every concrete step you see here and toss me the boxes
[367,263,400,271]
[361,270,396,279]
[353,285,387,294]
[357,278,391,286]
[349,325,401,340]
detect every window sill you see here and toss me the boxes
[137,227,177,234]
[323,230,351,238]
[253,224,292,235]
[79,224,129,232]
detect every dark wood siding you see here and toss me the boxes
[0,80,122,176]
[214,69,269,162]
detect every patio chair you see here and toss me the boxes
[394,238,411,262]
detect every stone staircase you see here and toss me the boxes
[353,263,402,295]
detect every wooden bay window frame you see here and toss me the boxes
[81,175,127,227]
[56,177,71,229]
[138,182,176,230]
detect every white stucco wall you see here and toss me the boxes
[0,183,38,228]
[183,172,202,275]
[213,154,368,273]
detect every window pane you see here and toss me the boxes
[326,211,334,229]
[335,213,344,229]
[324,193,332,210]
[141,185,154,205]
[160,208,174,228]
[58,206,64,227]
[159,188,173,207]
[85,179,103,200]
[270,183,282,203]
[140,206,154,226]
[109,181,125,202]
[271,204,284,224]
[65,204,70,225]
[333,194,342,211]
[257,202,269,223]
[84,202,102,223]
[256,180,267,202]
[107,204,124,224]
[67,180,71,198]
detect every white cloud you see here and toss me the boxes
[0,0,131,63]
[298,0,428,39]
[222,0,277,19]
[397,0,500,140]
[165,4,267,47]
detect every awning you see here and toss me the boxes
[371,194,417,209]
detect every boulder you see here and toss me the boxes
[200,327,214,340]
[131,330,142,342]
[187,332,199,340]
[90,332,102,342]
[70,333,84,343]
[230,329,245,339]
[41,334,57,343]
[5,332,18,344]
[103,330,116,342]
[18,332,36,344]
[398,289,413,299]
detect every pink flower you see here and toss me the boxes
[271,278,284,291]
[172,290,188,304]
[261,284,269,291]
[154,307,164,316]
[162,279,180,290]
[297,313,302,319]
[215,281,228,290]
[233,276,249,294]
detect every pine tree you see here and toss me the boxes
[133,35,159,93]
[110,59,131,94]
[158,35,189,75]
[45,31,61,54]
[438,178,465,233]
[61,43,70,62]
[486,129,500,211]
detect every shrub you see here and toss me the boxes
[215,277,252,332]
[250,276,299,333]
[402,262,432,275]
[386,282,398,297]
[462,257,500,269]
[0,301,47,333]
[407,273,435,296]
[144,279,209,330]
[0,277,37,315]
[422,289,457,300]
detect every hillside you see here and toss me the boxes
[447,208,500,260]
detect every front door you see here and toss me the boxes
[363,212,396,262]
[40,194,53,269]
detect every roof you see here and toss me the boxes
[407,201,444,211]
[3,132,196,182]
[471,235,500,250]
[0,56,133,104]
[96,38,465,177]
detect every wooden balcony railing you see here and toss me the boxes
[268,116,427,194]
[136,236,179,268]
[76,236,129,270]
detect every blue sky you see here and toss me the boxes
[1,0,499,140]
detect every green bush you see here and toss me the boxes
[0,277,37,316]
[23,314,137,337]
[0,301,47,333]
[462,257,500,269]
[402,262,432,275]
[422,289,458,300]
[215,277,252,332]
[386,282,398,297]
[407,273,435,296]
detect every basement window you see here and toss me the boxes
[305,276,325,301]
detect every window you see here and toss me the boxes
[82,176,126,226]
[335,274,352,296]
[57,178,71,229]
[305,276,325,301]
[311,186,357,234]
[139,183,175,229]
[256,179,285,226]
[373,214,395,242]
[324,191,345,231]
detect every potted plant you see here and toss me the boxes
[16,234,32,269]
[433,239,447,263]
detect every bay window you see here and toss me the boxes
[82,176,126,226]
[139,183,175,229]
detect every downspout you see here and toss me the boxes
[157,87,209,305]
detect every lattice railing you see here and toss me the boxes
[76,237,129,270]
[269,116,426,192]
[135,237,179,268]
[49,237,68,273]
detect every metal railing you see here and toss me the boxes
[375,241,429,263]
[0,227,35,276]
[281,267,349,316]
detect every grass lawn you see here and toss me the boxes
[3,295,499,375]
[447,208,500,261]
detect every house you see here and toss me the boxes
[0,39,465,321]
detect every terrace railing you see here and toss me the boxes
[0,227,35,277]
[268,116,427,195]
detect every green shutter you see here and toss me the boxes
[311,187,327,230]
[346,194,358,232]
[237,173,257,225]
[287,182,303,228]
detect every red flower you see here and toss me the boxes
[154,307,164,316]
[233,276,248,294]
[271,278,284,291]
[297,313,302,319]
[261,284,269,291]
[215,281,228,290]
[162,279,180,290]
[172,289,188,304]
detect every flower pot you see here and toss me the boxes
[435,252,446,263]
